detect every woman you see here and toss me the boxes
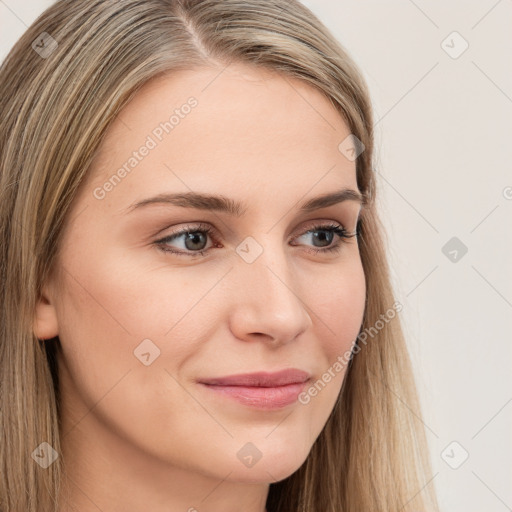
[0,0,439,511]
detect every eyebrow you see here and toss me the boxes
[124,188,365,217]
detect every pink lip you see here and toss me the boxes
[198,369,311,410]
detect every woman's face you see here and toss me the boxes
[35,64,365,491]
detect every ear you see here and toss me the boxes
[33,282,59,341]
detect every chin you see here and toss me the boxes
[227,440,311,485]
[228,460,305,485]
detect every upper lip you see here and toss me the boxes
[199,369,311,387]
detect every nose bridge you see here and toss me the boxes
[229,235,312,343]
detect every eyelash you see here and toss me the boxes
[154,222,358,258]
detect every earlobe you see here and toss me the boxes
[33,286,59,341]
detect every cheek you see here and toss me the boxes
[289,256,365,414]
[56,234,365,366]
[53,237,367,480]
[309,256,366,360]
[54,247,212,456]
[59,243,211,339]
[53,243,226,401]
[294,286,364,439]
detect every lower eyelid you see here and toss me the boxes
[156,223,352,256]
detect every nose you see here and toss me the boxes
[228,239,313,346]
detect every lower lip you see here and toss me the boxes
[199,381,308,410]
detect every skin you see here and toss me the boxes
[34,63,366,512]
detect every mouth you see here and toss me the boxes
[198,369,311,410]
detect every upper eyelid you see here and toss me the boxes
[157,220,352,246]
[153,220,359,259]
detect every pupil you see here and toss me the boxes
[313,230,333,247]
[185,232,207,251]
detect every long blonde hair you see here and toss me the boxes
[0,1,439,510]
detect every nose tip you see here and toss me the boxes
[228,252,313,346]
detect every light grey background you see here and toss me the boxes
[1,1,511,510]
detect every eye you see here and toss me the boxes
[155,223,218,257]
[291,222,357,256]
[154,222,357,258]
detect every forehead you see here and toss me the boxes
[81,63,358,214]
